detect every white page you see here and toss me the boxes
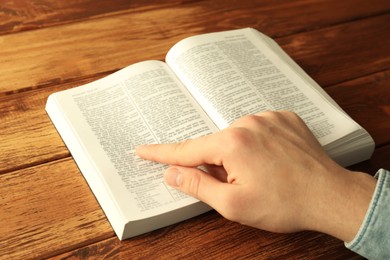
[48,60,218,222]
[166,28,360,146]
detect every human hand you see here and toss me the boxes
[136,111,375,242]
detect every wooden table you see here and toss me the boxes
[1,1,389,259]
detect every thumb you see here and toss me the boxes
[164,166,225,208]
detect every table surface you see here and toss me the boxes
[1,1,389,259]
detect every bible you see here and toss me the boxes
[45,28,374,240]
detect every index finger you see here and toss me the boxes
[136,133,224,167]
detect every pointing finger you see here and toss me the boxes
[136,133,224,167]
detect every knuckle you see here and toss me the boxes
[239,114,262,127]
[279,110,300,121]
[172,139,192,163]
[223,128,253,151]
[176,139,192,152]
[182,172,202,198]
[262,110,284,121]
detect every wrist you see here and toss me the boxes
[304,167,376,242]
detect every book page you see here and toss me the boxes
[166,28,360,146]
[49,60,217,220]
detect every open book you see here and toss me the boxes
[46,28,374,240]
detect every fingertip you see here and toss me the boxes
[135,144,157,158]
[135,145,145,156]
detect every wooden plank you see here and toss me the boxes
[325,70,390,146]
[276,13,390,87]
[1,0,388,37]
[0,8,389,95]
[0,158,114,259]
[49,216,359,259]
[0,0,187,35]
[0,76,100,174]
[1,67,389,175]
[0,71,112,174]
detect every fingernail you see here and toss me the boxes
[164,167,182,187]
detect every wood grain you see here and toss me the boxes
[0,158,113,259]
[1,0,389,37]
[50,215,358,259]
[277,14,390,87]
[0,3,389,95]
[0,75,105,174]
[0,0,188,35]
[326,70,390,147]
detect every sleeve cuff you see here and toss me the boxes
[345,168,390,259]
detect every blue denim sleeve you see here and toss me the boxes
[345,169,390,259]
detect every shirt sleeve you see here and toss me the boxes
[345,169,390,259]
